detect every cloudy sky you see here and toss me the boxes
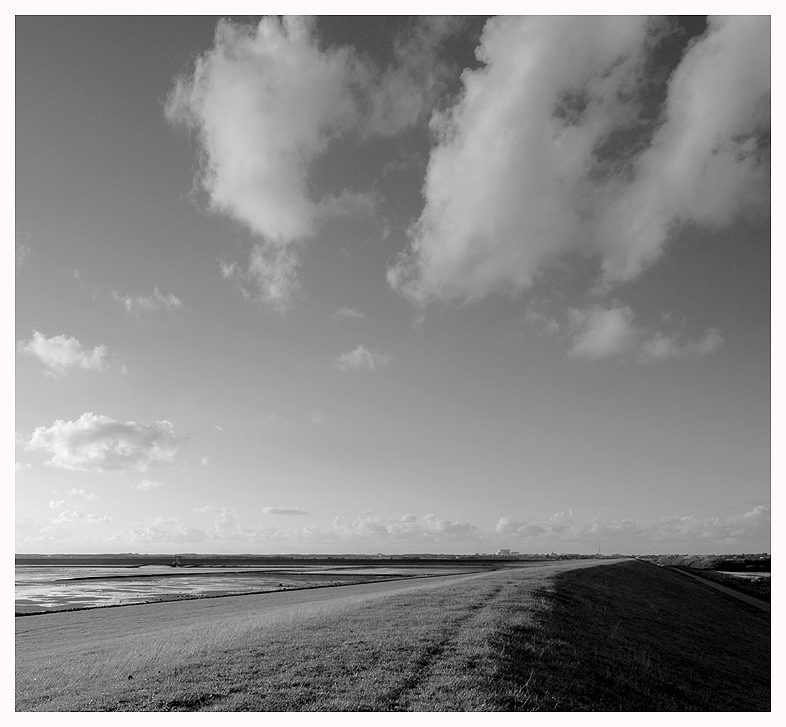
[15,15,770,555]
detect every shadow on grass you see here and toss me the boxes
[488,560,770,711]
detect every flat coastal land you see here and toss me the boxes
[16,559,770,711]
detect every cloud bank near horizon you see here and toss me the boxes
[15,505,769,554]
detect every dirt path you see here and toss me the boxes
[672,568,770,613]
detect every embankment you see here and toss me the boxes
[16,559,769,711]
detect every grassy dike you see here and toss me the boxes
[16,559,769,711]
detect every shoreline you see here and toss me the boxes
[14,571,448,618]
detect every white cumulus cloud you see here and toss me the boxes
[18,331,107,377]
[388,16,769,309]
[167,17,359,311]
[25,413,181,473]
[167,16,463,312]
[335,345,391,372]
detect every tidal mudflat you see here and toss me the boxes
[15,562,478,614]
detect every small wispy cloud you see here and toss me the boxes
[16,234,32,273]
[332,307,365,320]
[132,480,165,491]
[69,488,97,501]
[194,505,214,513]
[567,304,638,361]
[637,329,725,363]
[566,304,724,363]
[52,510,111,524]
[18,331,107,377]
[262,507,307,515]
[200,457,209,466]
[112,287,182,315]
[525,309,560,338]
[335,345,391,372]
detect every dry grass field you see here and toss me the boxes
[15,559,769,711]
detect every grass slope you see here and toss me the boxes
[16,560,769,711]
[491,560,769,711]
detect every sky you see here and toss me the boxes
[14,14,771,555]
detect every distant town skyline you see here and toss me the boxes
[15,15,770,554]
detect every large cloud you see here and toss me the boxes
[18,331,107,377]
[25,413,180,472]
[167,17,359,310]
[167,16,463,311]
[388,16,769,302]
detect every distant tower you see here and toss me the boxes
[172,555,181,567]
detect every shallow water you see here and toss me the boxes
[14,565,354,614]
